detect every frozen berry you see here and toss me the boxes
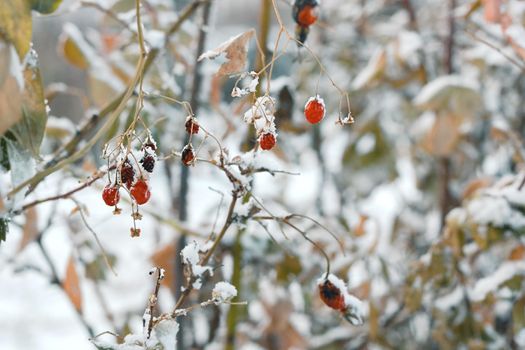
[102,185,120,206]
[120,160,135,188]
[144,140,157,151]
[297,4,318,27]
[185,117,200,135]
[140,153,156,173]
[319,279,346,311]
[130,179,151,205]
[304,95,326,124]
[259,132,276,150]
[181,145,195,166]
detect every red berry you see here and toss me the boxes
[102,185,120,206]
[185,117,200,134]
[297,5,318,27]
[130,179,151,205]
[259,132,276,150]
[319,279,346,311]
[181,145,195,166]
[120,160,135,188]
[304,95,326,124]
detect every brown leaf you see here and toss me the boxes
[63,255,83,313]
[151,244,176,291]
[354,214,369,237]
[18,207,38,252]
[0,41,23,135]
[483,0,501,22]
[509,245,525,261]
[421,113,461,156]
[198,29,255,76]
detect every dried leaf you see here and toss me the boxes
[63,255,82,313]
[0,0,32,59]
[483,0,500,22]
[0,41,23,135]
[198,29,255,76]
[18,207,38,252]
[59,34,89,69]
[509,245,525,261]
[354,214,369,237]
[151,244,175,291]
[462,177,492,200]
[421,113,461,156]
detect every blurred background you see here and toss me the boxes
[1,0,525,349]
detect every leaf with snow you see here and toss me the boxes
[352,48,386,90]
[413,75,481,115]
[198,29,255,76]
[181,240,213,289]
[212,281,238,304]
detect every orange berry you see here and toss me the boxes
[304,95,326,124]
[259,132,276,150]
[102,185,120,206]
[130,179,151,205]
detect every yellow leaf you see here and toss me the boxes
[63,255,83,313]
[59,35,89,69]
[0,41,23,135]
[0,0,32,59]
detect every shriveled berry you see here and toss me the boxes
[319,279,346,311]
[144,141,157,151]
[304,95,326,124]
[259,132,276,150]
[120,160,135,188]
[140,153,156,173]
[185,117,200,135]
[130,228,141,237]
[130,179,151,205]
[181,145,195,166]
[102,185,120,206]
[297,4,318,27]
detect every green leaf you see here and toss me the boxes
[0,217,8,243]
[0,0,32,59]
[30,0,63,14]
[9,50,48,158]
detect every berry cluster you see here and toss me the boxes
[101,138,157,237]
[293,0,319,45]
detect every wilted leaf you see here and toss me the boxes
[18,207,38,252]
[59,34,89,69]
[30,0,63,14]
[63,255,82,313]
[8,50,48,157]
[198,29,255,76]
[0,41,24,135]
[421,113,461,156]
[413,75,480,116]
[151,244,175,291]
[0,0,32,59]
[352,48,386,90]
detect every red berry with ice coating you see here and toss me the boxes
[102,185,120,206]
[259,132,276,151]
[304,95,326,124]
[130,179,151,205]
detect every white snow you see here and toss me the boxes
[469,261,525,302]
[212,281,238,304]
[180,240,213,289]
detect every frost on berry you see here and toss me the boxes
[244,96,278,146]
[102,185,120,206]
[130,179,151,205]
[185,116,200,134]
[304,95,326,124]
[317,274,365,326]
[259,132,276,151]
[181,144,195,166]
